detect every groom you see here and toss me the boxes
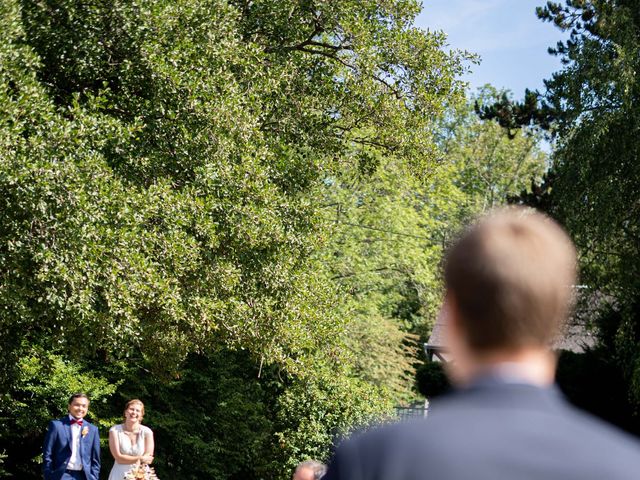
[43,393,100,480]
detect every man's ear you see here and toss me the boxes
[442,290,474,385]
[442,291,461,342]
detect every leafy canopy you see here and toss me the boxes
[0,0,471,477]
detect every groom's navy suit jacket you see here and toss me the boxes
[325,380,640,480]
[42,416,100,480]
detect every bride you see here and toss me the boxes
[108,399,155,480]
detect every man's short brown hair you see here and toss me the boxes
[68,393,90,404]
[444,207,577,353]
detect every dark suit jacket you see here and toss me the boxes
[42,416,100,480]
[324,380,640,480]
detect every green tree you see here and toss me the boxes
[0,0,470,477]
[316,87,547,404]
[441,87,548,216]
[536,0,640,418]
[1,0,469,378]
[479,1,640,429]
[319,158,448,403]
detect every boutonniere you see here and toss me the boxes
[81,427,89,437]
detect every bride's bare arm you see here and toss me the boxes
[141,428,155,464]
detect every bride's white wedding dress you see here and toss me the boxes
[108,424,153,480]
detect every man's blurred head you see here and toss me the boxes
[293,460,327,480]
[442,207,577,383]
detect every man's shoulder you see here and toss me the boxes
[335,418,433,456]
[45,417,67,439]
[329,402,640,480]
[348,387,640,457]
[429,385,640,462]
[560,403,640,450]
[49,417,68,427]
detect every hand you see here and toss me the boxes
[140,454,154,464]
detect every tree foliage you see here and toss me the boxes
[317,86,547,403]
[1,0,469,377]
[440,87,548,215]
[533,1,640,415]
[0,0,555,475]
[319,159,447,403]
[480,1,640,427]
[0,0,472,477]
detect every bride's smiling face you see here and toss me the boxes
[124,402,144,423]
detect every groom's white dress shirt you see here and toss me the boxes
[66,414,83,471]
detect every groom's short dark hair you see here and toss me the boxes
[68,393,90,404]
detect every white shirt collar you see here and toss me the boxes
[470,362,552,387]
[68,414,83,424]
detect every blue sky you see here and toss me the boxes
[415,0,569,98]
